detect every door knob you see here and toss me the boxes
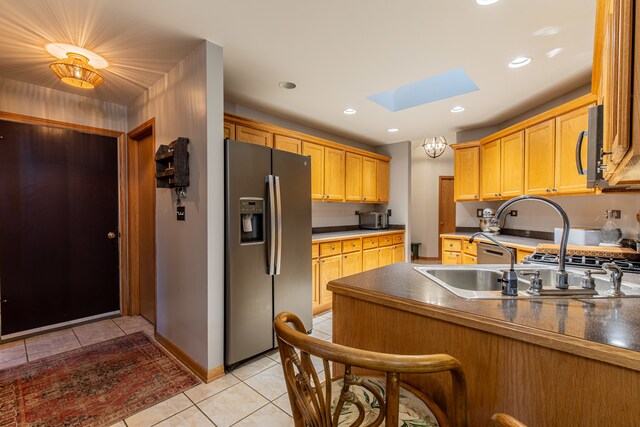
[107,231,117,240]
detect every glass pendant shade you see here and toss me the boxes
[50,52,104,89]
[422,136,448,158]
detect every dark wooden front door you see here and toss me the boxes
[0,120,120,335]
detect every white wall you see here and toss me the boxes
[410,140,454,257]
[0,76,127,131]
[377,141,412,258]
[128,41,224,371]
[456,194,640,240]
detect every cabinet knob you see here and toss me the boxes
[552,188,558,192]
[474,195,479,199]
[546,188,551,193]
[352,243,355,247]
[495,193,499,197]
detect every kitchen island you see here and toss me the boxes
[328,262,640,426]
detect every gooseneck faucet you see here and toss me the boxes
[492,195,571,289]
[469,232,518,296]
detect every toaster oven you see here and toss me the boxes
[358,212,389,230]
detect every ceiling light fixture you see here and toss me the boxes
[422,136,448,159]
[533,26,560,36]
[387,128,399,133]
[476,0,500,5]
[50,52,104,89]
[450,106,465,113]
[546,48,563,58]
[279,81,296,89]
[45,43,108,69]
[508,56,532,68]
[343,108,357,115]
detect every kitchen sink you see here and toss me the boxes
[414,265,640,300]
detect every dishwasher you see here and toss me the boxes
[477,242,516,264]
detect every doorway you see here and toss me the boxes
[127,119,157,325]
[0,119,120,335]
[438,176,456,259]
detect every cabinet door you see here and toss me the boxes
[319,255,341,306]
[324,147,345,201]
[454,146,480,201]
[362,248,379,271]
[524,119,556,195]
[378,246,393,267]
[274,135,301,154]
[462,254,477,265]
[224,121,235,140]
[236,125,273,147]
[345,153,363,202]
[312,259,320,310]
[554,106,596,195]
[442,251,462,265]
[500,131,525,198]
[302,141,324,200]
[376,160,390,203]
[342,252,362,276]
[392,245,405,263]
[362,157,377,202]
[480,139,501,200]
[517,249,534,263]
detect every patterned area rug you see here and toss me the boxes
[0,332,200,427]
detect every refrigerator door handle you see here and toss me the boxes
[267,175,276,275]
[275,175,282,275]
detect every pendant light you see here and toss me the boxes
[50,52,104,89]
[422,136,448,158]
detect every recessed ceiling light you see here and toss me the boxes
[476,0,499,5]
[508,57,532,68]
[533,26,560,36]
[450,106,465,113]
[546,48,563,58]
[279,81,296,89]
[387,128,399,133]
[343,108,357,115]
[45,43,108,69]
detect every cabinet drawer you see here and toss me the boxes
[342,238,362,253]
[392,233,405,244]
[312,243,319,259]
[463,253,477,265]
[442,251,462,265]
[320,241,341,257]
[379,235,393,247]
[362,236,379,249]
[462,241,477,256]
[443,238,462,252]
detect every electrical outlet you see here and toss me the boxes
[611,210,621,219]
[355,211,360,216]
[388,209,392,216]
[476,209,483,218]
[509,210,518,217]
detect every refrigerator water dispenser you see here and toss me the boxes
[239,198,264,244]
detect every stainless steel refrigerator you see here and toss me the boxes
[224,138,312,366]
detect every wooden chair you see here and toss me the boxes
[274,311,468,427]
[488,413,527,427]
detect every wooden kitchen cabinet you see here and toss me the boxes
[554,105,595,195]
[500,131,525,198]
[362,248,379,271]
[517,248,535,263]
[376,160,390,203]
[362,157,377,202]
[378,246,394,267]
[342,252,362,277]
[392,244,405,263]
[345,152,363,202]
[480,139,501,200]
[318,254,341,310]
[235,125,273,147]
[224,121,235,140]
[452,142,480,201]
[442,250,462,265]
[524,119,556,195]
[302,141,325,200]
[274,134,301,154]
[324,147,345,201]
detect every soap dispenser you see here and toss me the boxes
[600,210,623,247]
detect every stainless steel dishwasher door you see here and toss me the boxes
[477,241,515,264]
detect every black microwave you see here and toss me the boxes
[576,104,608,188]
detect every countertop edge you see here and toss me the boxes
[440,233,548,251]
[327,280,640,372]
[313,229,405,243]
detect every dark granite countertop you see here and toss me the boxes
[328,262,640,369]
[440,232,553,250]
[312,227,405,242]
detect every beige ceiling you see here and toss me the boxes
[0,0,596,145]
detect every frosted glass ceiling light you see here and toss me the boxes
[476,0,500,5]
[343,108,357,115]
[422,136,448,159]
[50,52,104,89]
[450,106,465,113]
[508,57,532,68]
[387,128,399,133]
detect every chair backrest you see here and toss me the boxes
[488,413,527,427]
[274,311,468,427]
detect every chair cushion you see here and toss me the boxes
[328,376,440,427]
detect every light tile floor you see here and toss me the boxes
[0,310,333,427]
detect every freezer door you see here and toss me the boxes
[272,150,313,332]
[225,139,273,365]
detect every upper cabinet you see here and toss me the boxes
[524,119,556,195]
[481,132,524,200]
[224,113,392,203]
[452,142,480,201]
[594,0,640,185]
[554,105,594,194]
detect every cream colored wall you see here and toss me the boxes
[0,76,127,131]
[128,41,224,371]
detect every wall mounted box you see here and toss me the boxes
[554,227,602,246]
[155,137,189,188]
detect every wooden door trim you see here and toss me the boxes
[438,176,455,258]
[126,118,156,319]
[0,111,128,318]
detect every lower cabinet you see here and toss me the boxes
[378,246,394,267]
[441,236,533,265]
[392,244,405,263]
[362,248,379,271]
[317,254,341,313]
[442,250,462,265]
[342,252,362,277]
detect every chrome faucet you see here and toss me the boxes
[492,195,571,289]
[469,232,518,296]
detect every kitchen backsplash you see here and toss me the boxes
[312,202,387,228]
[457,193,640,240]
